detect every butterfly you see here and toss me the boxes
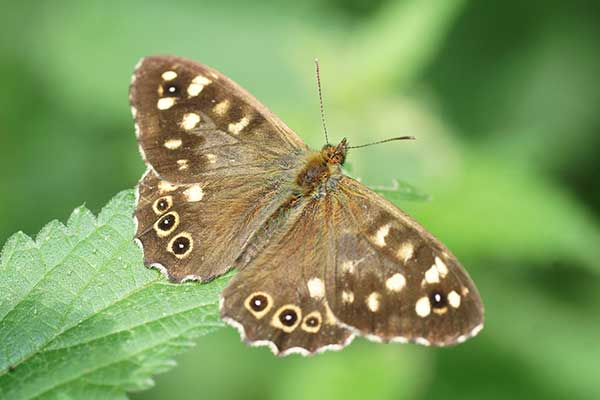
[130,55,484,356]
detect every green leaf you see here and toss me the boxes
[0,190,230,400]
[371,179,430,203]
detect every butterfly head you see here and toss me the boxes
[321,138,348,165]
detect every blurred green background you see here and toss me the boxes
[2,0,600,399]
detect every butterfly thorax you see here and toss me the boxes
[295,140,347,195]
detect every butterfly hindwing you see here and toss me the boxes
[220,198,354,355]
[130,55,308,184]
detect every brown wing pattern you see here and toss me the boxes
[220,199,354,355]
[221,176,483,352]
[135,168,296,282]
[130,55,308,184]
[325,176,484,346]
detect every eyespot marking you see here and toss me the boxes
[244,292,273,319]
[168,233,193,259]
[153,211,179,237]
[152,196,173,214]
[301,311,322,333]
[271,305,302,333]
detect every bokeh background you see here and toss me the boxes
[2,0,600,399]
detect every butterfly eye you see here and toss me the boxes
[168,233,194,259]
[429,290,447,309]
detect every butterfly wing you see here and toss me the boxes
[325,176,484,345]
[220,176,483,353]
[130,55,308,184]
[131,55,308,281]
[135,169,298,282]
[220,198,354,355]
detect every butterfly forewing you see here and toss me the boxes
[130,55,308,184]
[131,55,309,281]
[325,177,484,345]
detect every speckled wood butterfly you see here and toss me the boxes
[131,55,484,356]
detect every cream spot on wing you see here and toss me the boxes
[397,242,414,262]
[157,97,176,110]
[164,138,182,150]
[448,290,461,308]
[415,296,431,317]
[461,286,470,296]
[307,278,325,299]
[372,224,391,247]
[134,123,141,138]
[228,116,250,134]
[187,75,211,96]
[415,337,431,346]
[341,260,356,274]
[471,323,484,337]
[385,273,406,292]
[341,291,354,304]
[424,265,440,284]
[183,185,204,202]
[205,154,217,164]
[435,257,449,278]
[177,159,189,170]
[158,181,177,192]
[366,292,381,312]
[161,70,177,81]
[181,112,201,130]
[213,99,230,116]
[130,106,137,118]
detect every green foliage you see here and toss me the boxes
[0,191,229,400]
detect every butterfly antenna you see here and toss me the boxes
[314,59,330,144]
[348,136,416,149]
